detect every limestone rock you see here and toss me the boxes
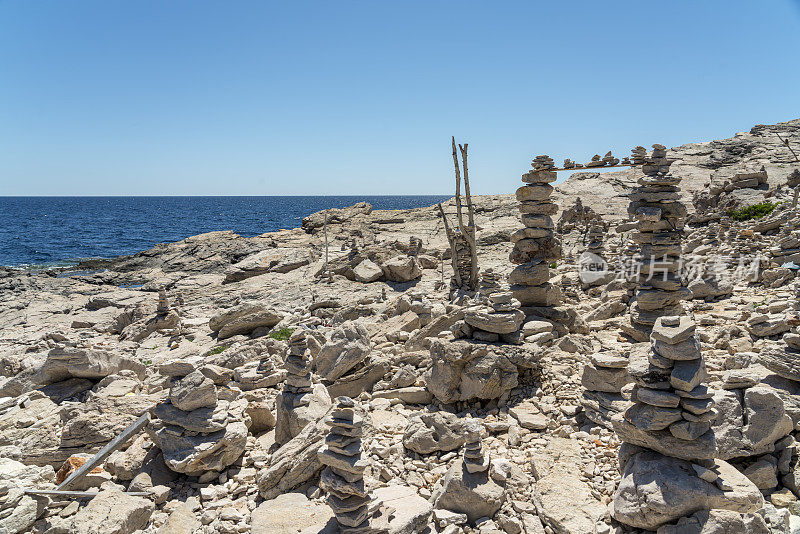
[251,492,334,534]
[64,487,154,534]
[353,259,384,283]
[37,346,142,385]
[209,303,284,340]
[315,322,372,381]
[433,461,504,524]
[403,412,466,454]
[464,308,525,335]
[149,420,247,476]
[382,256,422,283]
[656,510,771,534]
[613,450,763,530]
[169,370,217,412]
[425,340,518,404]
[275,383,332,446]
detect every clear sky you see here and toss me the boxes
[1,1,799,196]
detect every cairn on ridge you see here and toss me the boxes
[157,287,169,315]
[620,144,691,342]
[462,269,525,343]
[509,154,563,308]
[318,397,385,533]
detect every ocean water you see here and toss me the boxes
[0,196,449,268]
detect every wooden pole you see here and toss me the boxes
[452,137,464,230]
[459,143,479,289]
[323,211,330,282]
[437,203,462,289]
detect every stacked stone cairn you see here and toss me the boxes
[147,367,248,476]
[318,397,386,534]
[462,419,489,473]
[620,144,691,342]
[580,351,631,429]
[275,330,331,445]
[157,287,169,315]
[462,269,524,343]
[579,220,612,288]
[610,316,766,529]
[509,154,562,308]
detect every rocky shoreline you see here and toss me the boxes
[1,118,800,534]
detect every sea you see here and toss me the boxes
[0,196,450,269]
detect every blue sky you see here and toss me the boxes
[1,1,799,196]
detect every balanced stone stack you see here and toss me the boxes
[275,331,331,445]
[613,316,716,456]
[157,287,169,315]
[579,220,612,288]
[478,268,503,299]
[580,351,631,429]
[509,155,562,308]
[611,316,766,530]
[318,397,384,534]
[462,419,489,473]
[621,144,691,342]
[148,369,248,476]
[463,291,525,343]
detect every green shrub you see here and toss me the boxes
[727,202,778,221]
[208,344,229,356]
[269,327,295,341]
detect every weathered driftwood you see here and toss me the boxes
[57,412,150,491]
[438,137,479,291]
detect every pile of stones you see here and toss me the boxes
[611,315,764,529]
[579,220,612,288]
[509,154,563,308]
[157,287,169,315]
[318,397,385,533]
[275,330,331,445]
[461,419,489,473]
[615,316,716,448]
[147,368,248,476]
[580,351,631,428]
[723,165,769,192]
[463,291,525,343]
[620,144,691,342]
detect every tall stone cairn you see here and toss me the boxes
[318,397,384,534]
[621,144,691,342]
[283,331,313,397]
[509,155,563,308]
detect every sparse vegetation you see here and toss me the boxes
[727,201,778,221]
[208,344,229,355]
[269,327,295,341]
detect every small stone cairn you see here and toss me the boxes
[157,287,169,315]
[318,397,385,533]
[462,270,525,343]
[620,144,691,342]
[509,154,563,308]
[579,220,612,288]
[580,351,631,429]
[462,419,489,473]
[275,330,331,445]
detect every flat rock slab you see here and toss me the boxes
[373,485,433,534]
[252,492,334,534]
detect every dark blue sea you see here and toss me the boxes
[0,196,449,268]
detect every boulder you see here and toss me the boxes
[209,303,284,340]
[315,321,372,381]
[373,484,433,534]
[156,504,200,534]
[65,487,154,534]
[759,345,800,382]
[433,461,504,524]
[353,259,384,283]
[425,340,518,404]
[687,277,734,300]
[223,248,314,283]
[169,371,217,412]
[712,386,794,460]
[656,510,771,534]
[403,412,466,454]
[258,408,331,499]
[464,309,525,335]
[37,347,143,385]
[148,420,248,476]
[382,256,422,283]
[613,450,763,530]
[275,383,332,446]
[251,492,334,534]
